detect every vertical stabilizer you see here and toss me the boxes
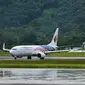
[48,28,59,47]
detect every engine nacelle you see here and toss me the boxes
[37,52,46,58]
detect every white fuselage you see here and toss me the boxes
[9,45,53,57]
[10,45,39,56]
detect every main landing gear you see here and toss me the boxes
[27,56,31,59]
[40,57,44,60]
[14,57,17,60]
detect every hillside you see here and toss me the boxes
[0,0,85,48]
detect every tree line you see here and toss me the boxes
[0,0,85,49]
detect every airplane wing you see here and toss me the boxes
[3,43,10,52]
[32,49,69,59]
[45,50,69,54]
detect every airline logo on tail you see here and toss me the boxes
[54,34,58,42]
[54,35,57,42]
[48,28,59,47]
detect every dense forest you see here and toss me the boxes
[0,0,85,49]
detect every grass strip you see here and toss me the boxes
[0,60,85,68]
[0,60,85,64]
[0,50,11,56]
[0,64,85,68]
[48,52,85,57]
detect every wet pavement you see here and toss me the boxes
[0,68,85,85]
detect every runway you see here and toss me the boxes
[0,56,85,60]
[0,84,85,85]
[0,83,85,85]
[0,80,85,85]
[0,68,85,85]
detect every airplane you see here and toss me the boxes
[3,28,60,60]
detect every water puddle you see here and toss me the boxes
[0,69,85,83]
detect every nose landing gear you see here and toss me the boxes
[14,57,17,60]
[12,55,17,60]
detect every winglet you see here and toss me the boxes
[3,43,10,52]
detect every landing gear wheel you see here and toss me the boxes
[14,57,17,60]
[40,57,44,60]
[27,56,31,59]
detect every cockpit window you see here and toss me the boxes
[12,48,17,50]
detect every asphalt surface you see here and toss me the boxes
[0,82,85,85]
[0,84,85,85]
[0,56,85,60]
[0,81,85,85]
[0,56,85,85]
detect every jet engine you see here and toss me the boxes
[37,52,46,59]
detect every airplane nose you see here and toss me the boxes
[10,50,16,56]
[10,49,18,56]
[9,50,13,54]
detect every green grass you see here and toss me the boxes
[0,60,85,68]
[0,64,85,68]
[48,52,85,57]
[0,50,11,56]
